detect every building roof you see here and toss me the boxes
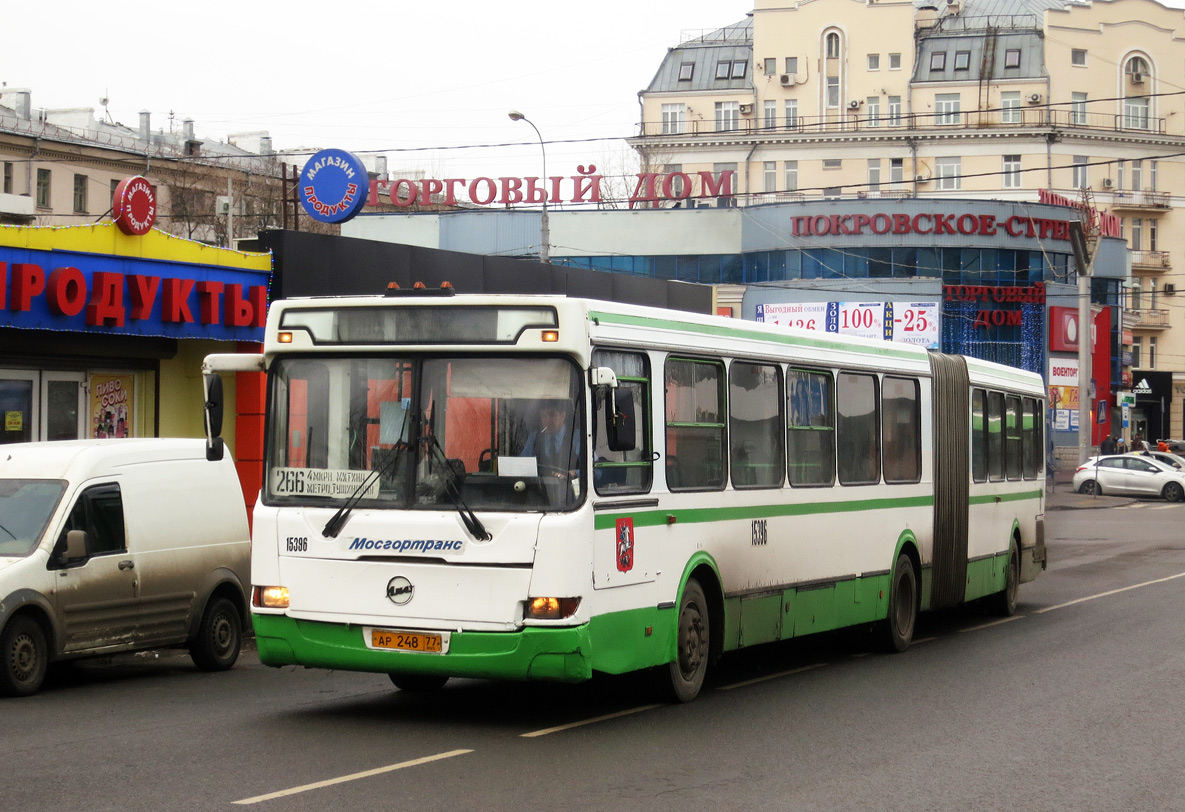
[644,19,754,94]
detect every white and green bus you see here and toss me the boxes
[202,290,1047,701]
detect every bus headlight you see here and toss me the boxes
[254,585,291,609]
[526,597,581,620]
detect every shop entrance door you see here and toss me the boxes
[0,369,86,443]
[42,372,86,441]
[0,370,38,444]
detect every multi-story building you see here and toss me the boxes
[631,0,1185,442]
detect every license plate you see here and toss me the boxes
[366,627,446,654]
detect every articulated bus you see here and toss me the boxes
[203,290,1047,702]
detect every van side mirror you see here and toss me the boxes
[203,373,225,462]
[65,529,88,560]
[607,389,636,452]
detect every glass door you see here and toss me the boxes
[42,372,86,441]
[0,370,39,444]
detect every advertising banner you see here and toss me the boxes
[90,373,134,438]
[755,301,939,348]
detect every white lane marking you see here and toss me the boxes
[959,615,1024,632]
[717,662,827,690]
[1034,571,1185,614]
[520,704,662,738]
[232,749,473,805]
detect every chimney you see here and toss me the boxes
[139,110,151,141]
[375,155,388,178]
[182,118,195,141]
[13,90,32,120]
[259,135,273,155]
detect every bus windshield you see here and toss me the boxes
[266,355,584,512]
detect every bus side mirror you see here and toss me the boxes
[204,373,225,462]
[607,389,636,452]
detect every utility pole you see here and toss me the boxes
[1069,210,1098,465]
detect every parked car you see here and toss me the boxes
[1140,450,1185,472]
[1073,453,1185,501]
[0,439,251,697]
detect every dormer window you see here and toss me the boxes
[731,60,747,79]
[1004,49,1021,69]
[930,52,946,71]
[954,51,971,71]
[678,62,694,81]
[716,61,731,79]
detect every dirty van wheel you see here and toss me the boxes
[664,578,709,703]
[1,615,48,697]
[190,598,242,671]
[389,673,449,692]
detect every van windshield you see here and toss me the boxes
[0,479,67,557]
[266,355,585,513]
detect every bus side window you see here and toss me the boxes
[729,361,784,489]
[592,349,653,495]
[986,391,1005,481]
[786,368,835,487]
[971,389,987,482]
[882,376,920,484]
[665,357,727,491]
[836,372,880,486]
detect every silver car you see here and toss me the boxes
[1073,454,1185,501]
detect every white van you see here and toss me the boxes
[0,439,251,697]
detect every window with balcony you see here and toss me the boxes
[888,96,902,126]
[1124,96,1150,130]
[936,156,961,190]
[1150,160,1158,191]
[1117,159,1125,190]
[866,97,880,125]
[785,161,798,192]
[936,93,960,125]
[1132,160,1143,191]
[1132,218,1143,251]
[764,100,777,130]
[1071,92,1087,125]
[1001,91,1021,124]
[764,161,777,192]
[715,102,739,132]
[1003,155,1021,189]
[661,103,685,135]
[785,99,798,128]
[890,158,904,186]
[868,159,882,189]
[1149,219,1158,251]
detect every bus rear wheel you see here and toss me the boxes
[990,543,1020,617]
[880,553,917,653]
[389,673,448,692]
[665,578,709,703]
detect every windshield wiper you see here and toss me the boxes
[423,431,491,541]
[322,441,409,538]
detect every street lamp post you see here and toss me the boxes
[508,109,549,263]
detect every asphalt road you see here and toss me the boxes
[4,501,1183,812]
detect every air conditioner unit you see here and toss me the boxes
[1166,283,1177,295]
[216,196,231,215]
[915,174,928,183]
[780,74,793,86]
[1102,177,1114,189]
[739,103,753,115]
[1027,92,1043,104]
[848,100,862,110]
[1130,72,1144,84]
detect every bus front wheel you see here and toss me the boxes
[880,553,917,653]
[665,578,709,703]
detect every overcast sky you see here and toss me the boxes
[5,0,751,186]
[7,0,1183,191]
